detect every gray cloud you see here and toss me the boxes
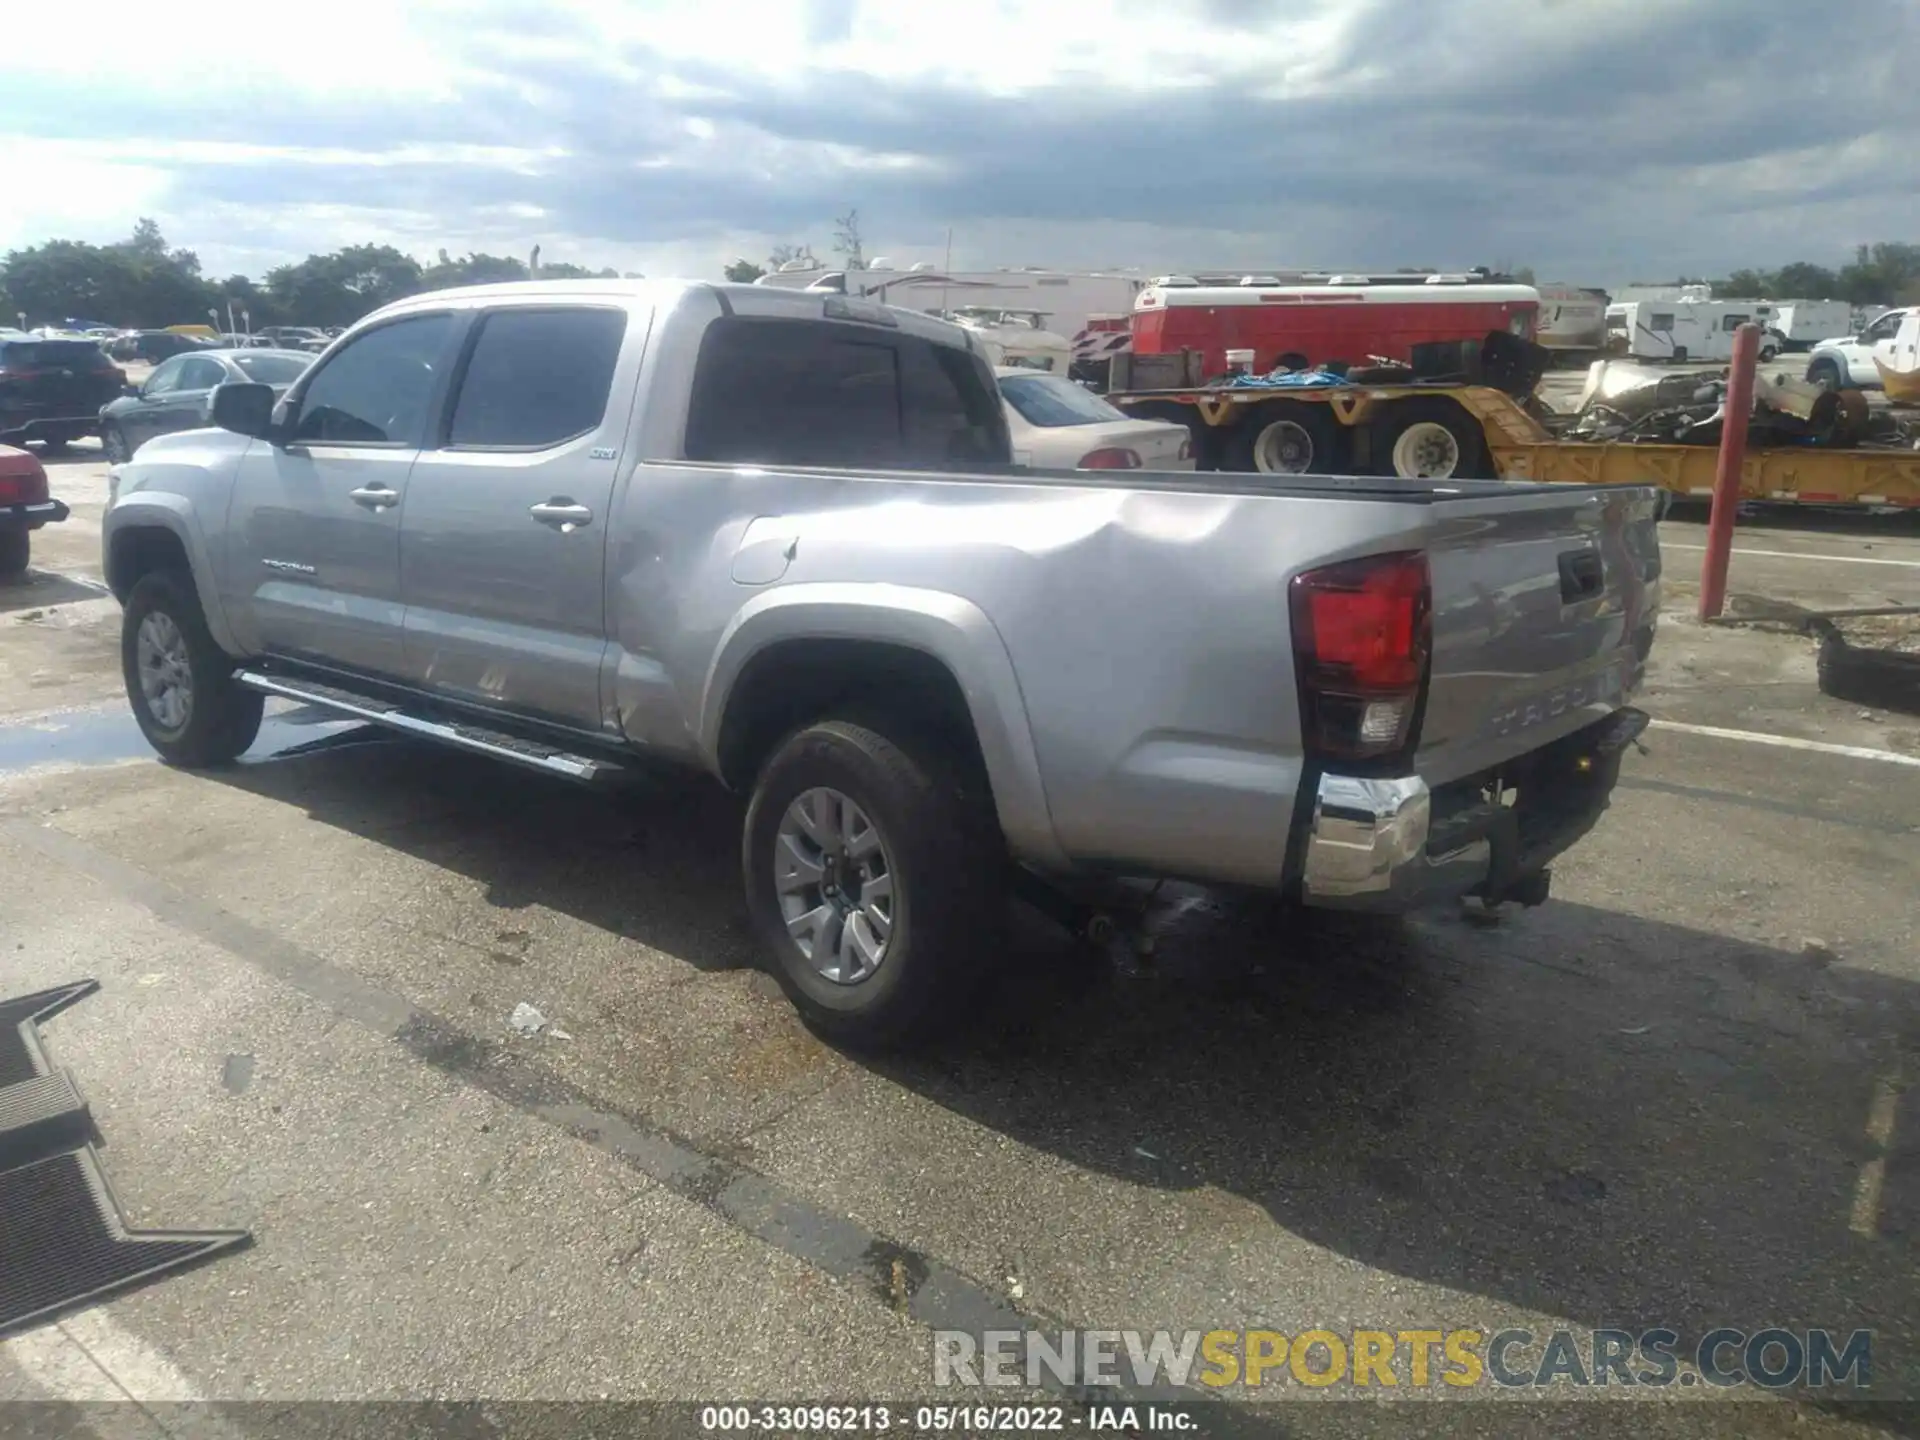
[5,0,1917,281]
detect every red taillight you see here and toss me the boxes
[0,448,50,506]
[1289,551,1431,761]
[1079,447,1142,469]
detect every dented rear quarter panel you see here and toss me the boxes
[606,456,1472,887]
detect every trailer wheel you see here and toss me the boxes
[1369,399,1487,481]
[1227,403,1340,475]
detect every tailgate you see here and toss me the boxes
[1416,484,1661,786]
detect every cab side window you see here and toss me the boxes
[446,307,627,449]
[684,317,1009,469]
[292,314,453,445]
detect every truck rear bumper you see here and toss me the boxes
[0,500,69,534]
[1301,707,1649,911]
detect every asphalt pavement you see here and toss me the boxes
[1,444,1916,1439]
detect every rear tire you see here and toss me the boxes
[120,569,263,767]
[743,715,1006,1050]
[1368,398,1487,480]
[0,530,27,581]
[1226,403,1340,475]
[37,437,70,457]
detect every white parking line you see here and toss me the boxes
[2,1308,218,1407]
[56,1308,209,1401]
[1662,543,1920,569]
[2,1324,127,1400]
[1651,720,1920,767]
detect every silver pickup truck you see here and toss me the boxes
[102,279,1661,1046]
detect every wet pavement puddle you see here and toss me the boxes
[0,701,394,775]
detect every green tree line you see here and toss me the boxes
[0,220,627,331]
[1710,244,1920,305]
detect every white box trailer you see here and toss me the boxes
[1765,300,1854,350]
[1604,291,1788,362]
[1535,284,1610,354]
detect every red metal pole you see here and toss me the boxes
[1697,322,1761,621]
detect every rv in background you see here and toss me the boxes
[1604,287,1789,362]
[1764,300,1855,350]
[755,262,1145,351]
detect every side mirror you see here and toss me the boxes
[210,381,276,440]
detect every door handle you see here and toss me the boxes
[529,500,594,530]
[348,485,399,510]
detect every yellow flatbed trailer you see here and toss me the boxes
[1459,388,1920,508]
[1110,382,1920,507]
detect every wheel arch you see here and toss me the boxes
[701,584,1066,869]
[103,498,243,655]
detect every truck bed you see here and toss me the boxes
[770,457,1649,505]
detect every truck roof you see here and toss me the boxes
[369,278,981,348]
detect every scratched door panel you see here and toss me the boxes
[398,305,638,729]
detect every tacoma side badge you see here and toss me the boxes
[589,448,617,461]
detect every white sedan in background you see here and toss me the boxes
[996,368,1194,471]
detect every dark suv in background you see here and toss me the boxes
[106,331,215,365]
[0,332,130,453]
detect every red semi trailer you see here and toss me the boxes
[1132,275,1540,379]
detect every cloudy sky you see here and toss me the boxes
[4,0,1917,286]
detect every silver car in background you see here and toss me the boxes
[99,349,312,462]
[997,367,1193,470]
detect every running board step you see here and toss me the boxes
[233,671,626,782]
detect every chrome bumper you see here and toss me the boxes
[1301,709,1645,912]
[1300,773,1491,910]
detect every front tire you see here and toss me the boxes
[37,436,71,457]
[120,570,263,766]
[101,424,131,464]
[0,530,27,581]
[1807,358,1843,392]
[743,715,1005,1049]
